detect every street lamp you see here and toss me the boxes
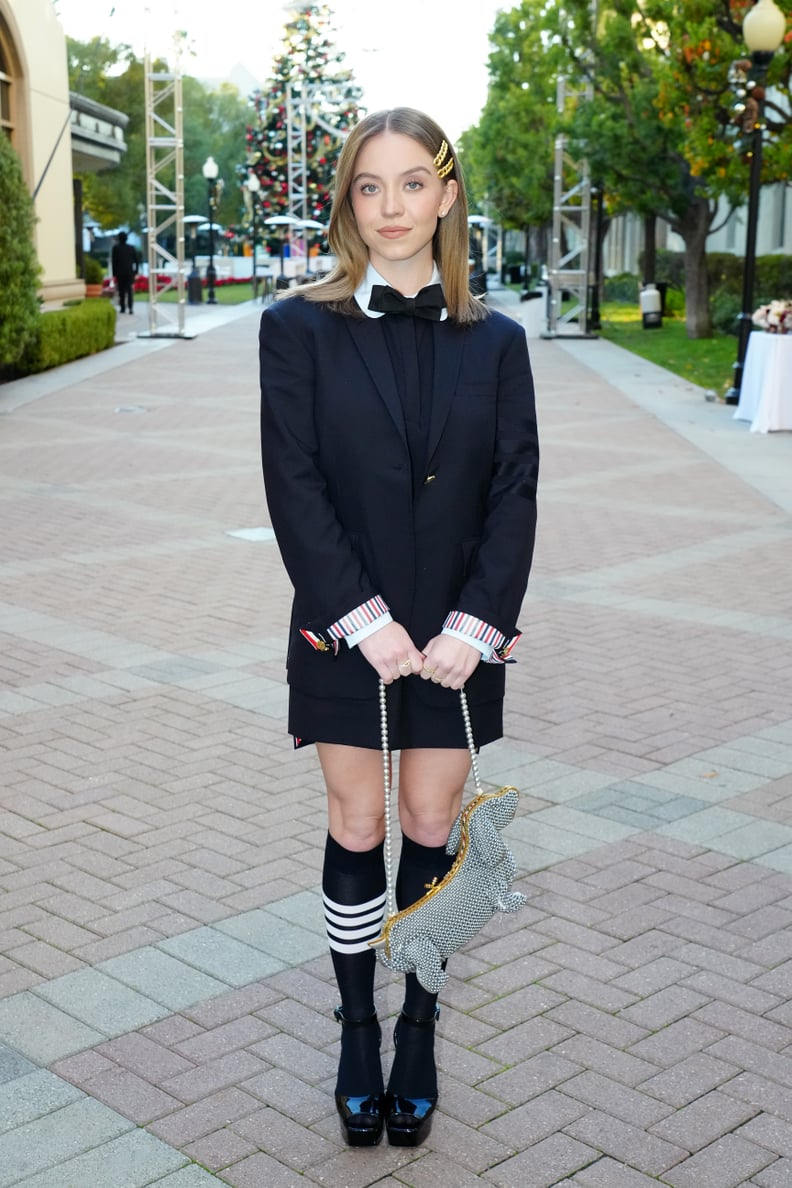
[725,0,786,404]
[246,171,261,299]
[202,155,220,306]
[589,182,604,333]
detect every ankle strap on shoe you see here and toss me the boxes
[398,1006,440,1027]
[334,1006,379,1027]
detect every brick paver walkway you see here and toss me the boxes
[1,287,792,1186]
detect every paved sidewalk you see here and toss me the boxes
[1,288,792,1186]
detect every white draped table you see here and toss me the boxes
[734,333,792,433]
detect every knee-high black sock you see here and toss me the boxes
[322,833,386,1094]
[396,833,455,1020]
[388,833,455,1097]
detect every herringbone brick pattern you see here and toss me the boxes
[1,292,792,1185]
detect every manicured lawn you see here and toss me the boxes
[597,302,737,397]
[134,283,256,306]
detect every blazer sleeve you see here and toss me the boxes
[259,301,381,631]
[454,320,539,638]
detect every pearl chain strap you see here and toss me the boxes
[378,679,482,921]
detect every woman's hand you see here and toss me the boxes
[419,635,482,690]
[358,622,425,684]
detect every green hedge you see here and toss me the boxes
[624,249,792,335]
[0,132,41,369]
[710,288,743,336]
[653,249,792,303]
[603,272,640,303]
[18,299,116,376]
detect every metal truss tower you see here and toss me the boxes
[545,0,599,338]
[285,82,348,228]
[143,32,187,337]
[545,73,593,337]
[286,83,311,223]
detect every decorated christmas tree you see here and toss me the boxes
[244,2,363,225]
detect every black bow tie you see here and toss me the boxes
[368,282,445,321]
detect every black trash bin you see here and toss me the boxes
[187,268,203,305]
[655,281,668,316]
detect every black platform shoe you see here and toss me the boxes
[385,1007,439,1147]
[333,1007,385,1147]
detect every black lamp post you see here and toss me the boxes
[589,182,604,333]
[247,171,261,300]
[202,155,220,306]
[725,0,786,405]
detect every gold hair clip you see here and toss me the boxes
[434,139,454,178]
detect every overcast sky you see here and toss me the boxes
[54,0,508,141]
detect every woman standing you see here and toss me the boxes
[259,107,539,1148]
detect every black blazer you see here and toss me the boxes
[259,295,539,707]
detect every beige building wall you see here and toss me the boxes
[1,0,82,301]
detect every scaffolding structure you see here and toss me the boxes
[286,82,349,219]
[545,74,593,337]
[279,82,349,263]
[143,33,187,337]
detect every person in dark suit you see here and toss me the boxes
[259,108,539,1149]
[111,231,139,314]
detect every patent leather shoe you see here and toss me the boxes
[385,1090,437,1146]
[335,1091,386,1146]
[385,1008,439,1146]
[333,1007,385,1147]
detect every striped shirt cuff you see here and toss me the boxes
[328,595,390,642]
[442,611,521,664]
[343,613,393,648]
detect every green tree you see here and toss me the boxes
[68,37,250,234]
[542,0,792,337]
[459,3,558,271]
[67,38,143,228]
[245,2,363,224]
[67,34,132,103]
[0,134,41,371]
[182,76,251,226]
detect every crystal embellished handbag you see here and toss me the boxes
[370,680,527,993]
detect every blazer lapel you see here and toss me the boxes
[346,316,408,449]
[427,320,467,462]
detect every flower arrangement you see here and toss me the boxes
[752,298,792,334]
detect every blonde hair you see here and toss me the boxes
[297,107,487,325]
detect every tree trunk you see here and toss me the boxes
[673,196,713,339]
[643,213,656,283]
[525,225,548,285]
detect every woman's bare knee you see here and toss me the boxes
[317,743,386,851]
[397,748,469,846]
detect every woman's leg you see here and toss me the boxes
[397,747,469,847]
[386,747,469,1132]
[317,744,387,1104]
[396,747,469,1029]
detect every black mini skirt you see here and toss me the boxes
[289,677,502,751]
